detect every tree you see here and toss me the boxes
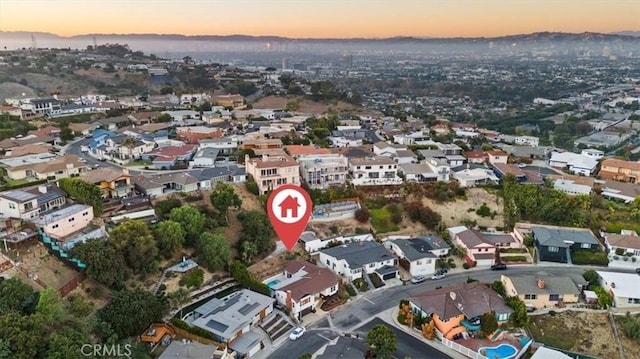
[0,312,47,359]
[120,136,137,160]
[241,241,258,263]
[480,312,498,336]
[594,286,612,308]
[209,182,242,225]
[505,296,530,328]
[491,280,506,297]
[167,288,190,319]
[69,239,131,289]
[354,208,371,223]
[582,269,599,288]
[155,197,182,218]
[0,339,11,359]
[0,277,38,315]
[66,293,94,317]
[155,221,186,259]
[196,232,231,272]
[58,178,103,216]
[47,327,88,359]
[36,287,63,325]
[237,211,275,258]
[60,125,74,142]
[98,288,168,339]
[108,220,158,273]
[170,205,205,246]
[366,324,397,359]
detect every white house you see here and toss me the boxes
[388,237,451,277]
[553,179,593,196]
[199,137,239,155]
[597,271,640,308]
[299,231,374,253]
[349,156,401,186]
[549,151,599,176]
[318,241,398,281]
[581,148,605,159]
[297,153,349,190]
[398,163,438,182]
[191,147,220,168]
[602,230,640,257]
[0,185,66,220]
[373,141,407,157]
[422,157,451,182]
[452,167,499,187]
[271,261,339,321]
[514,136,540,147]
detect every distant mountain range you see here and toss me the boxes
[1,30,639,43]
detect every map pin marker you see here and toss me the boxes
[267,184,312,251]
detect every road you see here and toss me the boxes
[66,137,134,173]
[268,265,637,359]
[269,329,339,359]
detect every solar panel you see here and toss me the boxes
[205,320,229,333]
[238,302,260,316]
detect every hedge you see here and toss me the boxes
[502,256,528,262]
[572,251,609,266]
[170,318,214,340]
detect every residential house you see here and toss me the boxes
[500,275,581,309]
[451,166,499,187]
[143,145,197,170]
[602,230,640,257]
[597,271,640,308]
[393,150,417,164]
[240,138,283,151]
[318,241,398,282]
[0,184,66,220]
[599,158,640,183]
[408,282,513,339]
[553,178,593,196]
[176,126,224,144]
[271,261,339,320]
[68,122,98,136]
[448,226,517,266]
[190,167,247,190]
[128,111,162,125]
[531,225,602,263]
[422,157,451,182]
[464,151,488,164]
[245,154,300,195]
[2,143,52,158]
[19,97,62,115]
[105,135,156,161]
[158,341,234,359]
[28,126,60,139]
[9,155,87,181]
[486,150,508,165]
[373,142,407,157]
[188,289,273,357]
[548,151,599,176]
[349,156,401,186]
[97,115,131,131]
[0,135,55,152]
[297,153,349,190]
[32,204,94,239]
[398,163,438,182]
[514,136,539,147]
[80,168,133,199]
[599,180,640,204]
[299,232,374,253]
[492,163,543,184]
[199,137,239,155]
[388,236,451,277]
[191,148,221,168]
[133,172,200,197]
[529,347,573,359]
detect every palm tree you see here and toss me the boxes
[241,241,258,263]
[120,136,137,161]
[168,288,190,320]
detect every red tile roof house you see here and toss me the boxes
[464,151,488,164]
[448,226,518,266]
[270,261,339,321]
[176,126,224,144]
[142,145,197,169]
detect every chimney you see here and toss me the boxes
[122,168,129,175]
[537,278,545,289]
[38,185,47,194]
[286,290,293,312]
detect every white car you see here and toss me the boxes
[289,327,306,340]
[431,273,446,280]
[410,275,426,284]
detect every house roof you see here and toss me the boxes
[391,237,448,261]
[191,289,274,341]
[139,123,172,132]
[601,158,640,172]
[3,144,52,158]
[285,145,331,157]
[277,261,339,301]
[194,147,220,159]
[30,155,86,174]
[330,146,374,158]
[596,271,640,299]
[33,204,92,226]
[399,163,434,175]
[530,347,573,359]
[134,172,199,189]
[28,126,60,137]
[188,166,246,181]
[19,183,66,206]
[147,144,197,158]
[0,135,55,150]
[158,341,218,359]
[81,167,130,184]
[532,226,600,248]
[464,151,488,159]
[349,156,396,166]
[320,241,395,269]
[604,231,640,250]
[247,155,298,169]
[506,274,581,296]
[409,281,513,320]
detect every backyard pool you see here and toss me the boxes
[267,279,281,288]
[478,344,517,359]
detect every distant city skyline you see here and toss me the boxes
[0,0,638,39]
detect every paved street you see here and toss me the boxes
[268,265,638,359]
[267,329,338,359]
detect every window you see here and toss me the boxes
[628,298,640,304]
[524,294,538,300]
[369,263,375,268]
[82,212,89,216]
[416,260,422,265]
[580,243,591,249]
[8,203,15,209]
[326,260,330,266]
[548,246,559,253]
[300,297,312,306]
[549,294,560,301]
[52,224,59,229]
[68,217,75,222]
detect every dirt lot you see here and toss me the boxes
[13,242,79,291]
[529,311,639,359]
[423,188,504,229]
[251,95,364,114]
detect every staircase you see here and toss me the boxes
[260,312,294,342]
[153,269,169,295]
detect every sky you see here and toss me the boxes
[0,0,638,39]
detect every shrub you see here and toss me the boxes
[615,248,625,256]
[523,236,535,247]
[463,263,470,269]
[475,203,492,217]
[572,251,609,266]
[246,181,259,195]
[354,208,371,223]
[345,284,357,297]
[397,313,407,325]
[170,318,214,340]
[502,256,528,262]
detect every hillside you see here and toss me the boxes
[0,82,37,102]
[251,95,367,114]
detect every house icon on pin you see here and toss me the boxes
[278,195,299,218]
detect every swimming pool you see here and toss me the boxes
[478,344,517,359]
[267,279,280,288]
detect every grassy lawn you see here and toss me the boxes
[370,207,399,233]
[125,160,152,167]
[4,178,27,187]
[528,314,576,349]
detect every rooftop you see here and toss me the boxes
[506,274,581,296]
[81,167,130,184]
[391,237,449,261]
[32,204,92,226]
[596,271,640,299]
[320,241,395,268]
[532,226,600,248]
[275,261,339,301]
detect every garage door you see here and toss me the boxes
[382,271,396,280]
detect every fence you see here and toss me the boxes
[58,272,87,297]
[168,325,225,348]
[435,328,490,359]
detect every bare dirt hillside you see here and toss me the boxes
[251,95,363,114]
[0,82,37,102]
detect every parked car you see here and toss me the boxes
[491,263,507,271]
[289,327,306,341]
[431,273,446,280]
[410,275,426,284]
[518,163,527,168]
[526,305,536,313]
[636,268,640,275]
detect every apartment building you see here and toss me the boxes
[245,154,300,194]
[32,204,94,239]
[599,158,640,183]
[297,153,349,189]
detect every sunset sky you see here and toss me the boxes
[0,0,638,39]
